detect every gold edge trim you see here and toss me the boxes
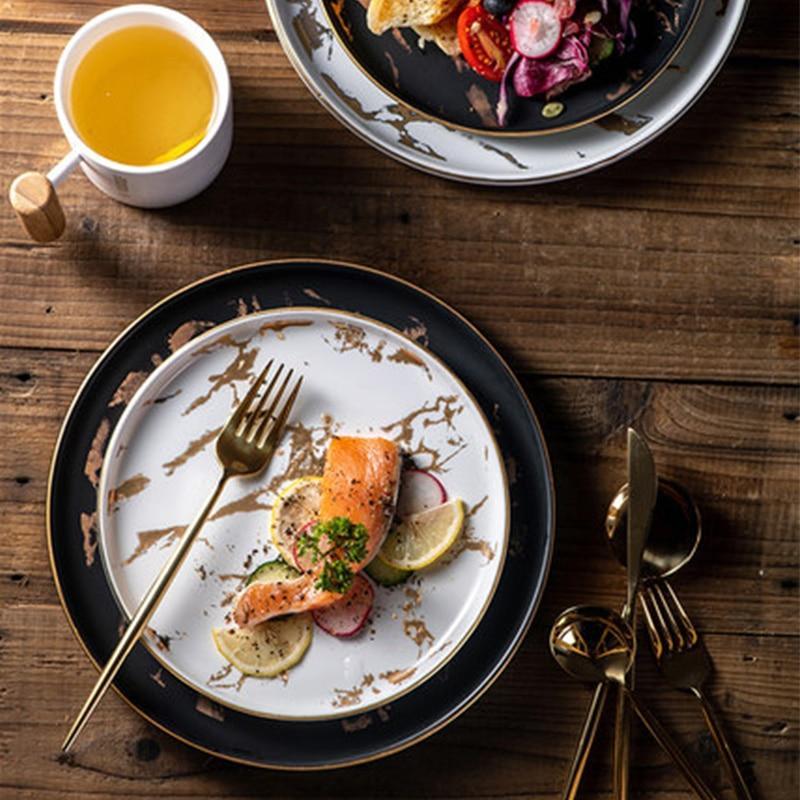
[316,0,705,139]
[94,304,512,723]
[47,257,555,768]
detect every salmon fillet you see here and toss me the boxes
[234,436,400,627]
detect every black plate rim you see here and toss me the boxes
[319,0,705,138]
[47,258,556,769]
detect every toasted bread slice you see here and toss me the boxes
[367,0,463,35]
[412,5,463,56]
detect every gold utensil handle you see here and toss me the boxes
[614,683,631,800]
[626,689,721,800]
[695,688,753,800]
[61,472,229,752]
[562,681,610,800]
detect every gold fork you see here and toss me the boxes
[62,359,302,752]
[641,581,754,800]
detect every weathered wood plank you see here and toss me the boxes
[0,25,797,380]
[0,603,796,797]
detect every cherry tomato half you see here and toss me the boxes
[457,4,513,82]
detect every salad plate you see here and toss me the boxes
[97,307,509,720]
[265,0,748,183]
[322,0,701,136]
[49,259,554,768]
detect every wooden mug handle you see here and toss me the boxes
[9,171,66,243]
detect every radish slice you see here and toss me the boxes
[312,574,374,638]
[510,0,563,59]
[396,469,447,518]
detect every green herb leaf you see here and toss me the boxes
[295,516,368,594]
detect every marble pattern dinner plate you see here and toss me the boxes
[48,259,554,768]
[322,0,701,136]
[97,308,509,720]
[265,0,748,183]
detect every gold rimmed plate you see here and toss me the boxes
[97,306,510,721]
[48,259,554,768]
[322,0,703,136]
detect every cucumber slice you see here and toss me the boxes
[366,555,412,586]
[212,613,313,677]
[246,558,301,586]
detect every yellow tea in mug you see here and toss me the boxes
[70,26,214,166]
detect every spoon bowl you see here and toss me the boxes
[606,478,701,579]
[550,605,636,686]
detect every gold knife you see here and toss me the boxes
[614,429,658,799]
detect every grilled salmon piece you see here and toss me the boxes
[234,436,400,627]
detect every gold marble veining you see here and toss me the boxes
[84,418,110,488]
[443,495,494,563]
[326,320,387,361]
[150,668,166,688]
[195,696,225,721]
[466,85,498,129]
[402,317,429,346]
[168,320,214,353]
[290,0,330,56]
[109,370,148,408]
[302,287,332,305]
[183,338,257,416]
[162,426,223,476]
[341,714,372,732]
[107,473,150,512]
[80,511,98,567]
[332,673,376,708]
[123,523,187,566]
[387,347,431,379]
[379,666,417,684]
[596,112,652,135]
[258,318,313,340]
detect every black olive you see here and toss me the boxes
[483,0,515,17]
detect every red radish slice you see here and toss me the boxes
[396,469,448,518]
[552,0,576,19]
[291,521,318,572]
[510,0,563,59]
[312,574,374,638]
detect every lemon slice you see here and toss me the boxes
[379,499,465,570]
[270,476,322,564]
[212,613,313,677]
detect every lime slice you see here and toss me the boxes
[379,499,465,570]
[270,476,322,564]
[366,555,412,586]
[212,613,313,677]
[246,558,301,586]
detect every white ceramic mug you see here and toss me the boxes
[10,4,233,241]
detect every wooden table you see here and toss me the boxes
[1,0,797,797]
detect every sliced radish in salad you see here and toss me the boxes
[396,469,447,518]
[510,0,563,60]
[312,574,374,638]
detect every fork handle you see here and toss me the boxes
[62,471,230,752]
[626,689,721,800]
[613,682,631,800]
[694,688,754,800]
[561,682,610,800]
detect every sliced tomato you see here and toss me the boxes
[457,5,513,82]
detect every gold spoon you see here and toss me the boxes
[605,477,701,580]
[550,606,721,800]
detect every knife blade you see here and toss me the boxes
[614,428,658,799]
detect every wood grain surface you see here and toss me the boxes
[0,0,798,797]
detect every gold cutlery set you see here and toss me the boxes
[551,429,753,800]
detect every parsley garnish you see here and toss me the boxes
[296,516,368,594]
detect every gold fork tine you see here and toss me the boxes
[259,376,302,449]
[640,588,665,660]
[239,363,284,439]
[228,360,274,434]
[653,582,687,649]
[662,581,698,647]
[251,368,293,444]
